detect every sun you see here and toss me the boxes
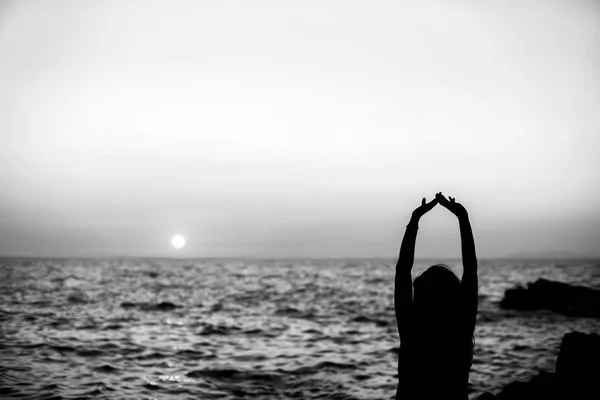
[171,235,186,249]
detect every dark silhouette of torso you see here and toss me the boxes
[397,329,472,400]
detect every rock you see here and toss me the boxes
[556,331,600,393]
[478,331,600,400]
[484,372,558,400]
[499,278,600,318]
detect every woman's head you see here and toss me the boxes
[413,264,462,322]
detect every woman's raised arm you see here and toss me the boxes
[395,197,438,340]
[436,193,478,336]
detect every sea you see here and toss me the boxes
[1,258,599,400]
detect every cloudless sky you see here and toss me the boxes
[1,0,599,258]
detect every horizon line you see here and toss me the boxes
[1,254,599,261]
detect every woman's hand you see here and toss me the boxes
[411,196,438,221]
[435,192,468,219]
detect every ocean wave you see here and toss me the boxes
[120,301,182,311]
[351,315,390,327]
[197,323,243,336]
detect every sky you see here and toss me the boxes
[0,0,599,258]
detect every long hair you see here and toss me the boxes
[412,264,474,371]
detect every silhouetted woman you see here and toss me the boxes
[395,192,478,400]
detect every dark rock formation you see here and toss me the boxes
[499,278,600,318]
[478,331,600,400]
[477,372,557,400]
[555,331,600,391]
